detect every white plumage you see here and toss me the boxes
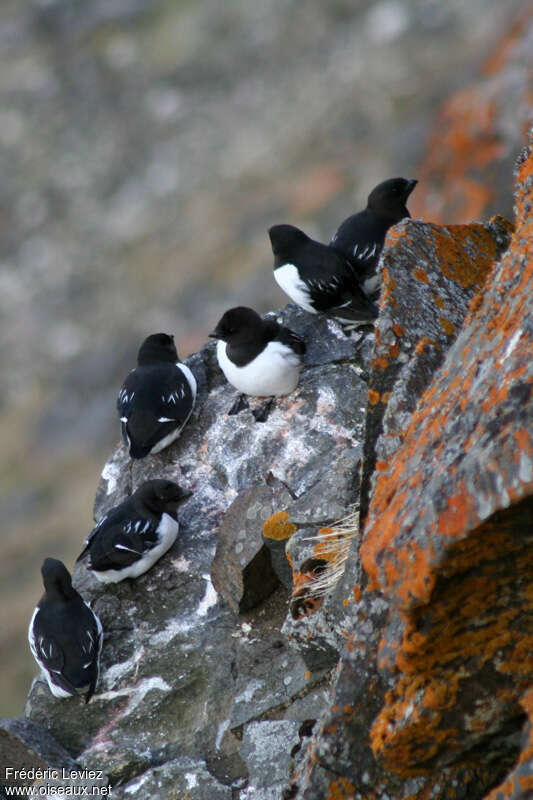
[216,339,302,397]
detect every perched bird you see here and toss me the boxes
[330,177,417,296]
[117,333,197,459]
[209,306,306,418]
[28,558,103,703]
[268,224,377,325]
[77,479,192,583]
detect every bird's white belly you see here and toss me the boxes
[149,425,183,455]
[274,263,316,314]
[217,340,302,397]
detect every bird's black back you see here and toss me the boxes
[78,495,159,571]
[32,591,100,701]
[330,177,416,281]
[117,361,194,457]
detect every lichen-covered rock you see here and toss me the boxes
[24,305,370,797]
[484,687,533,800]
[362,142,533,776]
[360,214,513,521]
[290,139,533,800]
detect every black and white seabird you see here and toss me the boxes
[268,224,378,325]
[28,558,103,703]
[209,306,305,418]
[117,333,197,460]
[77,479,192,583]
[330,177,417,297]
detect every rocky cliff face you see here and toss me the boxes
[22,308,373,800]
[5,136,531,800]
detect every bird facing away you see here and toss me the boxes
[117,333,197,460]
[268,224,378,325]
[28,558,103,703]
[209,306,306,400]
[77,479,192,583]
[330,177,417,296]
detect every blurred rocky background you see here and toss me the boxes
[0,0,531,716]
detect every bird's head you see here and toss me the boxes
[367,177,417,220]
[137,479,193,514]
[41,558,76,599]
[209,306,263,344]
[137,333,178,366]
[268,224,309,257]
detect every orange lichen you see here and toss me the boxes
[413,267,430,284]
[368,504,533,774]
[326,776,356,800]
[439,316,456,336]
[262,511,297,541]
[368,389,381,406]
[392,323,405,337]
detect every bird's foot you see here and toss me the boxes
[228,394,249,416]
[252,397,274,423]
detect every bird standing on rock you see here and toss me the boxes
[330,177,417,297]
[28,558,103,703]
[209,306,306,420]
[117,333,197,459]
[77,479,192,583]
[268,223,378,326]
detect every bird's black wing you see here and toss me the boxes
[275,326,306,356]
[76,510,110,562]
[30,610,78,697]
[119,364,194,458]
[76,602,102,703]
[84,518,157,572]
[330,210,388,279]
[301,249,377,322]
[323,284,378,323]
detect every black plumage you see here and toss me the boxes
[268,224,378,325]
[330,177,417,297]
[28,558,103,703]
[117,333,197,460]
[77,479,192,583]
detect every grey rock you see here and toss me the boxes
[239,720,300,797]
[211,484,291,613]
[120,755,234,800]
[0,718,77,789]
[26,303,368,796]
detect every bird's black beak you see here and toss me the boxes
[208,330,219,339]
[406,179,418,195]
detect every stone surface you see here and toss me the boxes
[239,720,299,798]
[0,718,77,789]
[25,305,370,796]
[211,485,290,613]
